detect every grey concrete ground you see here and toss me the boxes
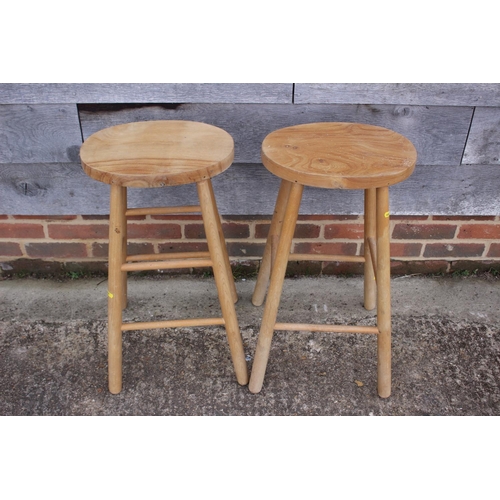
[1,273,500,415]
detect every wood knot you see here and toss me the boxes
[393,106,412,117]
[16,182,46,197]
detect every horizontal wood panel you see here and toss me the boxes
[0,83,292,104]
[295,83,500,107]
[79,103,472,166]
[462,107,500,165]
[1,163,500,216]
[0,104,82,163]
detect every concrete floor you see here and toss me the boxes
[1,273,499,415]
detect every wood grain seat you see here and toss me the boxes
[80,120,248,394]
[260,122,416,189]
[80,120,235,187]
[249,122,417,397]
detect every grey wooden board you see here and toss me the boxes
[1,163,500,216]
[79,103,473,166]
[462,107,500,165]
[295,83,500,107]
[0,84,293,104]
[0,104,82,163]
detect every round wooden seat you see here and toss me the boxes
[261,122,417,189]
[80,120,234,187]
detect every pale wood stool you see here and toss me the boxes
[249,122,417,397]
[80,120,249,394]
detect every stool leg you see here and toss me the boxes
[108,184,127,394]
[252,180,293,306]
[207,179,238,304]
[121,187,128,310]
[364,188,376,310]
[249,182,304,394]
[376,186,391,398]
[197,179,249,385]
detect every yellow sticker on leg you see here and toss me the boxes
[384,211,390,218]
[108,291,114,298]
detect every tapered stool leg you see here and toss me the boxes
[252,180,293,306]
[108,184,127,394]
[198,179,249,385]
[376,186,391,398]
[364,188,377,311]
[249,182,304,393]
[207,179,238,304]
[121,187,128,310]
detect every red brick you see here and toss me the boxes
[48,224,109,240]
[390,260,449,275]
[12,215,77,220]
[82,215,146,221]
[222,223,250,239]
[293,224,321,239]
[151,214,202,221]
[92,242,155,258]
[321,261,364,275]
[26,243,88,258]
[298,215,360,221]
[423,243,485,258]
[255,223,321,239]
[0,215,9,220]
[324,224,364,239]
[184,223,208,238]
[81,215,110,220]
[432,216,496,221]
[390,243,422,257]
[185,222,250,239]
[226,242,265,258]
[0,242,23,256]
[158,242,208,253]
[457,224,500,239]
[390,216,429,221]
[254,224,270,239]
[487,244,500,258]
[223,215,270,222]
[0,223,45,239]
[293,242,358,256]
[127,223,181,239]
[392,223,457,240]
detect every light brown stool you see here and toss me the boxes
[249,122,417,397]
[80,120,248,394]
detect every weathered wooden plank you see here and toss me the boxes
[295,83,500,107]
[79,103,472,166]
[462,107,500,165]
[1,163,499,216]
[0,104,82,163]
[0,83,293,104]
[0,163,196,215]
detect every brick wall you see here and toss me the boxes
[1,214,500,277]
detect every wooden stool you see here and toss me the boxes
[80,120,249,394]
[249,122,417,397]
